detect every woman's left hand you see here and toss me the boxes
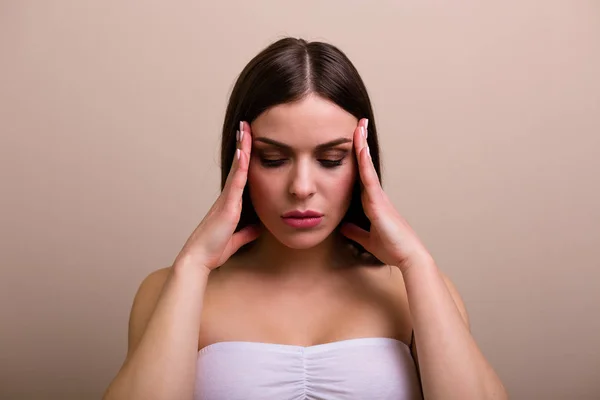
[339,118,434,274]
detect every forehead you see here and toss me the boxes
[251,95,358,146]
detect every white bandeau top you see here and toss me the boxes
[195,337,423,400]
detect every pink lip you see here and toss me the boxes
[281,210,324,229]
[282,210,323,218]
[281,216,323,229]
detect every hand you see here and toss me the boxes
[339,119,433,274]
[173,121,261,274]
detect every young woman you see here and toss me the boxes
[104,37,508,400]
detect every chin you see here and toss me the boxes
[278,234,329,250]
[265,221,336,250]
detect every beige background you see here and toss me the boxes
[1,1,599,399]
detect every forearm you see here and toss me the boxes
[104,263,209,400]
[403,258,507,400]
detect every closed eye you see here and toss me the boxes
[260,159,286,167]
[259,158,345,168]
[319,159,344,168]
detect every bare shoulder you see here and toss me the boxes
[355,264,470,328]
[350,263,413,342]
[126,267,172,356]
[354,263,408,299]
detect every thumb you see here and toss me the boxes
[340,223,370,248]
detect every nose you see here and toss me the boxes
[288,159,316,200]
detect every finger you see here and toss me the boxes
[222,123,251,209]
[223,225,261,259]
[339,223,370,249]
[220,148,241,201]
[222,120,252,186]
[236,120,253,169]
[232,224,261,249]
[353,118,371,174]
[354,121,383,201]
[353,120,367,192]
[353,120,365,160]
[238,120,251,155]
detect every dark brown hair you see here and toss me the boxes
[220,37,383,264]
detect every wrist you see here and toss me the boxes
[173,256,212,281]
[397,251,436,276]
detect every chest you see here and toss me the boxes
[198,270,411,350]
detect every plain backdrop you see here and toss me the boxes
[1,1,599,399]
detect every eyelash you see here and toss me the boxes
[260,158,344,169]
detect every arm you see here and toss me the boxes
[405,258,507,399]
[103,121,259,400]
[340,119,508,400]
[103,264,209,400]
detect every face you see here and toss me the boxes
[248,94,358,250]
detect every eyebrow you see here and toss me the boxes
[254,137,352,151]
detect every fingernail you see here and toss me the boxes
[236,149,240,160]
[361,126,365,139]
[367,145,371,158]
[364,119,369,138]
[236,130,240,142]
[239,121,244,142]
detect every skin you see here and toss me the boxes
[103,94,508,400]
[248,94,357,254]
[199,95,414,350]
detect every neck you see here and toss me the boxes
[244,229,354,280]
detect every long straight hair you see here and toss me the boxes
[220,37,383,264]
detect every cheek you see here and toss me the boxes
[338,169,357,198]
[326,166,357,205]
[340,159,358,191]
[247,164,277,210]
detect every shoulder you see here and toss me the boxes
[126,267,172,355]
[358,263,403,289]
[135,266,172,295]
[357,264,470,329]
[351,264,413,341]
[130,267,171,315]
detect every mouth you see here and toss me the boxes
[282,210,323,218]
[281,216,323,229]
[281,210,324,229]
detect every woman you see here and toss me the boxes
[104,37,508,400]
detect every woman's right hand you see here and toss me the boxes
[173,121,260,274]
